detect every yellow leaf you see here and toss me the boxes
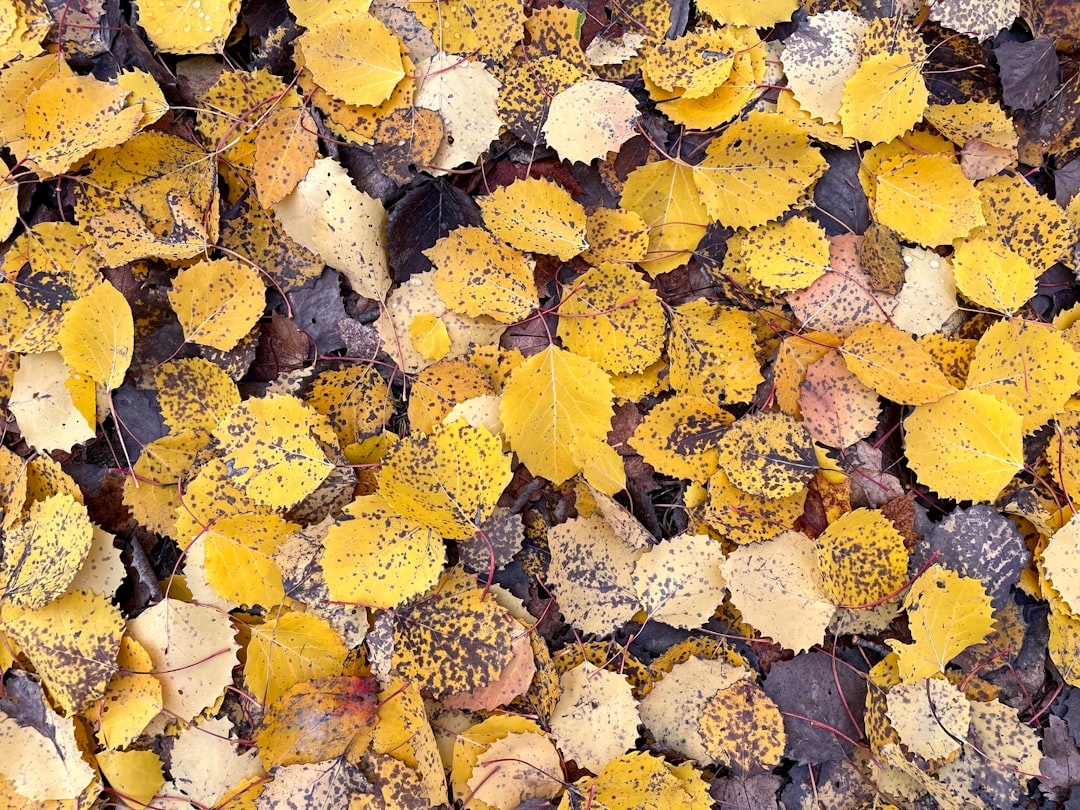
[391,567,514,697]
[582,207,649,265]
[246,609,349,707]
[253,107,319,208]
[557,262,665,375]
[411,0,525,62]
[966,319,1080,433]
[816,508,908,607]
[644,29,735,96]
[256,676,377,769]
[841,321,956,405]
[668,299,763,403]
[303,364,390,447]
[549,663,639,773]
[464,729,564,810]
[56,282,132,392]
[743,217,830,292]
[904,389,1023,502]
[839,51,928,144]
[126,598,238,722]
[500,345,614,486]
[373,679,445,805]
[479,177,587,260]
[721,530,835,652]
[706,469,808,545]
[8,351,96,452]
[428,226,537,322]
[94,749,163,809]
[559,752,710,810]
[978,173,1072,271]
[890,564,995,681]
[886,677,969,762]
[698,0,797,26]
[1,493,92,608]
[23,75,142,175]
[1040,513,1080,616]
[952,237,1034,315]
[716,411,816,499]
[136,0,240,53]
[692,110,827,230]
[322,493,444,609]
[212,395,334,509]
[288,0,371,28]
[196,513,296,609]
[414,52,502,173]
[630,395,732,483]
[298,14,405,107]
[869,152,986,246]
[154,357,240,433]
[782,10,867,124]
[97,635,162,748]
[406,358,493,435]
[699,680,785,773]
[169,257,264,351]
[408,313,451,361]
[632,534,726,629]
[543,80,639,165]
[378,420,511,539]
[620,158,709,275]
[4,589,124,715]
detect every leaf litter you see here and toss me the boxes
[3,0,1080,807]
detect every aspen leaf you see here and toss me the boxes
[414,52,502,173]
[706,469,808,545]
[246,610,349,707]
[479,177,587,260]
[887,677,969,763]
[692,111,827,231]
[377,419,511,540]
[154,358,240,433]
[450,716,545,806]
[391,568,514,697]
[547,512,647,635]
[620,158,709,275]
[169,257,264,351]
[126,598,239,722]
[716,411,816,499]
[582,207,649,265]
[406,358,493,435]
[698,0,796,26]
[773,332,845,418]
[1041,512,1080,617]
[1,493,92,608]
[892,246,961,335]
[841,321,956,405]
[319,494,442,609]
[97,635,162,749]
[57,282,132,392]
[890,564,995,682]
[197,513,296,609]
[782,10,867,124]
[253,107,319,208]
[668,300,762,403]
[411,0,524,61]
[816,508,908,607]
[644,29,735,96]
[465,730,564,810]
[839,51,928,144]
[965,319,1080,433]
[799,349,881,448]
[4,589,124,715]
[95,749,163,809]
[549,663,638,773]
[557,261,665,375]
[297,15,405,107]
[212,395,335,509]
[869,153,986,246]
[560,751,712,810]
[699,680,786,774]
[929,0,1019,41]
[0,676,96,801]
[951,236,1035,314]
[500,345,614,487]
[136,0,240,53]
[428,226,538,323]
[168,715,263,808]
[256,676,378,769]
[722,530,835,652]
[543,80,639,165]
[23,75,142,175]
[630,395,732,483]
[8,351,96,452]
[743,217,830,292]
[978,173,1072,271]
[904,389,1023,502]
[409,313,451,361]
[373,678,445,805]
[632,534,726,629]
